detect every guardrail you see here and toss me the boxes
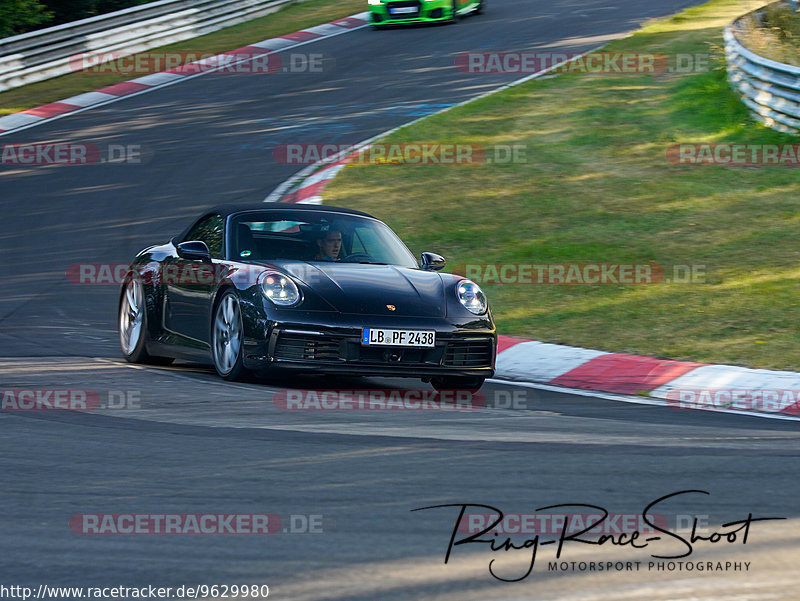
[725,1,800,135]
[0,0,302,92]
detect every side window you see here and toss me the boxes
[184,214,224,259]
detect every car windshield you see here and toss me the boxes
[229,210,418,268]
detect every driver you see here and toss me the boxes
[315,229,343,261]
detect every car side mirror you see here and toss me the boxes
[177,241,212,262]
[421,252,446,271]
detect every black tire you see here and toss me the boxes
[430,376,485,393]
[211,290,251,381]
[475,0,484,15]
[118,278,174,366]
[371,11,385,29]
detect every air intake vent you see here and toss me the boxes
[274,333,342,361]
[443,340,493,367]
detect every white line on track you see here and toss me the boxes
[92,356,273,395]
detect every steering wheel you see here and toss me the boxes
[342,252,376,263]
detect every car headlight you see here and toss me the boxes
[456,279,488,315]
[259,271,302,307]
[368,0,383,5]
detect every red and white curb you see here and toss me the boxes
[494,336,701,395]
[274,155,355,204]
[0,12,371,137]
[494,336,800,420]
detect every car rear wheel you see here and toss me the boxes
[119,278,173,365]
[212,291,250,381]
[430,376,485,393]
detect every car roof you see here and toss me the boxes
[207,203,375,219]
[175,203,381,246]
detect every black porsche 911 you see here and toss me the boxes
[118,203,496,389]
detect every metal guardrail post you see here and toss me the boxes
[0,0,299,92]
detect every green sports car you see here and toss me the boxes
[368,0,484,27]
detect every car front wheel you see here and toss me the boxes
[212,291,250,381]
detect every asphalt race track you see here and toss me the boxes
[2,0,800,599]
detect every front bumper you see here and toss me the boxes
[369,0,454,25]
[243,314,496,378]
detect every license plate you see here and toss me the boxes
[389,6,418,14]
[362,328,435,347]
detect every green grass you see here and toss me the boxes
[0,0,365,116]
[324,0,800,370]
